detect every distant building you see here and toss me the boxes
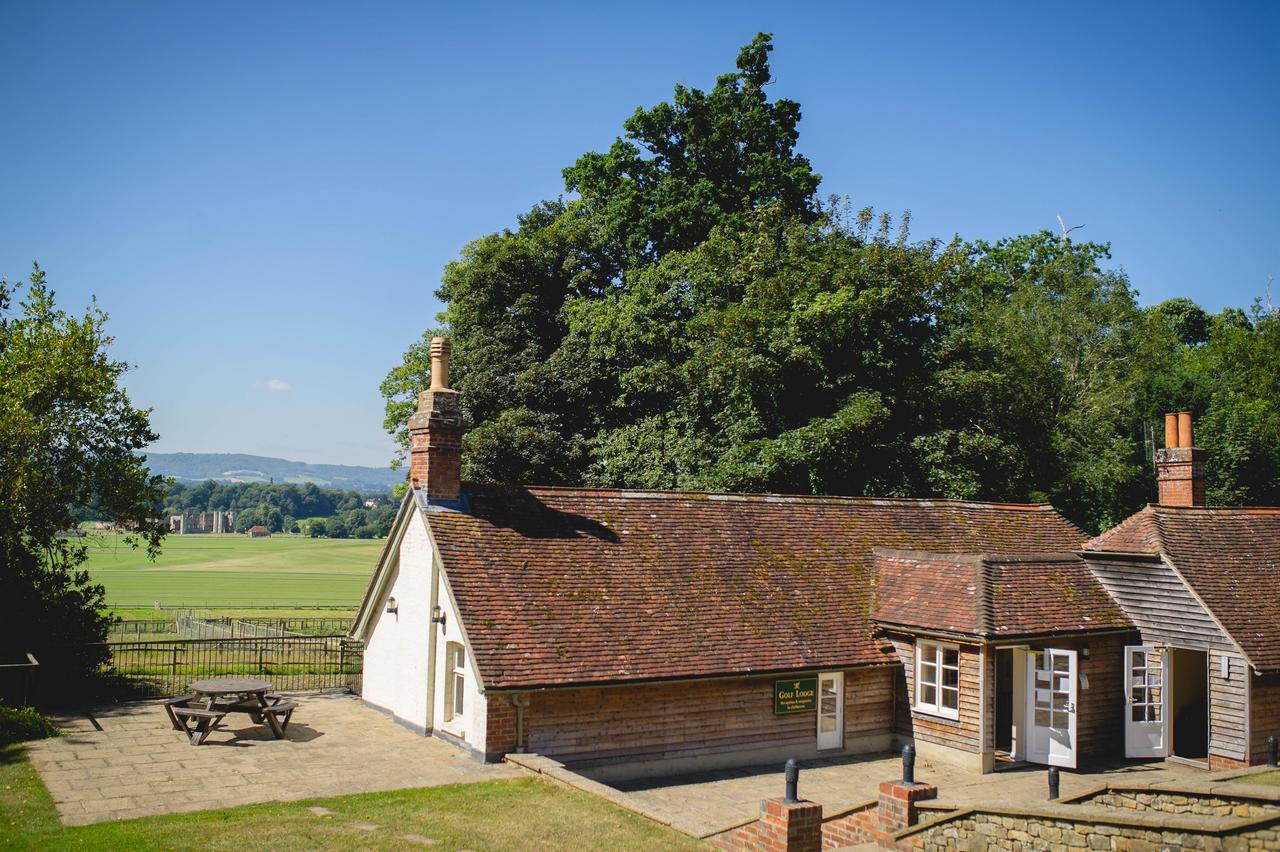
[363,498,384,509]
[168,510,235,534]
[246,525,271,538]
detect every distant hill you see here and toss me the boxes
[143,452,403,492]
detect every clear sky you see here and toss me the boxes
[2,2,1277,468]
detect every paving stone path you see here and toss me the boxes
[576,753,1201,837]
[25,692,521,826]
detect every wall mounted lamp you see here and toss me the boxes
[386,596,398,614]
[431,605,447,627]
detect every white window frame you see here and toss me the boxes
[915,640,961,720]
[444,642,465,722]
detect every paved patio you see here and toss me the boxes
[574,752,1205,837]
[25,692,521,826]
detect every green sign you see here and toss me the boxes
[774,677,818,714]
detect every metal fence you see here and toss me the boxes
[93,636,362,697]
[108,620,179,638]
[0,653,40,706]
[173,615,352,640]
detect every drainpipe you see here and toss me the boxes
[510,693,530,753]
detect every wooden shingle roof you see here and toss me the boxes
[426,485,1087,690]
[1088,505,1280,672]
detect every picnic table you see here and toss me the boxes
[164,677,298,745]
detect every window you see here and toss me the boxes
[915,640,960,719]
[444,642,465,721]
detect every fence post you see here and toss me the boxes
[338,640,346,683]
[257,645,264,675]
[170,646,178,680]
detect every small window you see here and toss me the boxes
[444,642,465,721]
[916,640,960,719]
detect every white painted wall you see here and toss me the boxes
[361,511,434,731]
[431,567,487,750]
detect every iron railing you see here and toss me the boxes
[90,636,362,697]
[0,653,40,706]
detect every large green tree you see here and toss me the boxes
[0,266,166,691]
[384,35,1280,533]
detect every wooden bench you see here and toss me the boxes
[259,700,297,736]
[162,694,198,731]
[171,706,227,745]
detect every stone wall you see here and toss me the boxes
[1079,789,1277,818]
[911,809,1280,851]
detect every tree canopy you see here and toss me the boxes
[384,34,1280,534]
[0,266,167,686]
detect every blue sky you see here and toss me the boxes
[2,2,1277,468]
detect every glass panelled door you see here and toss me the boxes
[817,672,844,750]
[1124,646,1167,758]
[1025,648,1078,768]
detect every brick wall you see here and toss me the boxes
[1251,674,1280,765]
[711,781,937,852]
[499,667,895,768]
[486,695,518,757]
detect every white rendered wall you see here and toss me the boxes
[361,511,434,731]
[431,567,487,751]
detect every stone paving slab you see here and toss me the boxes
[572,753,1204,838]
[25,693,521,826]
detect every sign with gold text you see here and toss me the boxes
[774,677,818,714]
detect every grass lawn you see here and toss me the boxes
[1230,769,1280,787]
[0,745,703,851]
[84,533,383,608]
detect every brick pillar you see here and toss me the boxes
[876,781,938,834]
[757,798,823,852]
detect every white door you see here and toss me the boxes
[1124,645,1167,758]
[1025,648,1078,768]
[817,672,844,750]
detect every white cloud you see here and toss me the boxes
[262,379,292,392]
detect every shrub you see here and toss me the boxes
[0,703,59,746]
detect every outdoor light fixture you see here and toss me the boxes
[1080,647,1090,660]
[431,605,446,627]
[386,596,398,614]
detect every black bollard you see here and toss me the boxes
[1047,766,1060,800]
[902,743,916,785]
[784,758,799,803]
[1269,735,1278,768]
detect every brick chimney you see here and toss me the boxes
[407,337,466,502]
[1155,411,1205,507]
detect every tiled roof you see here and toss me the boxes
[1088,505,1280,672]
[873,551,1131,638]
[425,485,1087,690]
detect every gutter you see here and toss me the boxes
[483,660,901,696]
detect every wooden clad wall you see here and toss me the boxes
[518,667,896,768]
[1084,556,1235,652]
[888,636,983,754]
[1212,652,1249,762]
[1085,555,1248,764]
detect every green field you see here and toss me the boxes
[83,533,384,609]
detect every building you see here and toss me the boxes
[246,525,271,538]
[168,510,234,534]
[351,339,1280,777]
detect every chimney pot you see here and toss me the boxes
[1155,411,1205,507]
[430,337,451,391]
[1177,411,1193,448]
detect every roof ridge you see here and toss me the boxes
[482,483,1061,511]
